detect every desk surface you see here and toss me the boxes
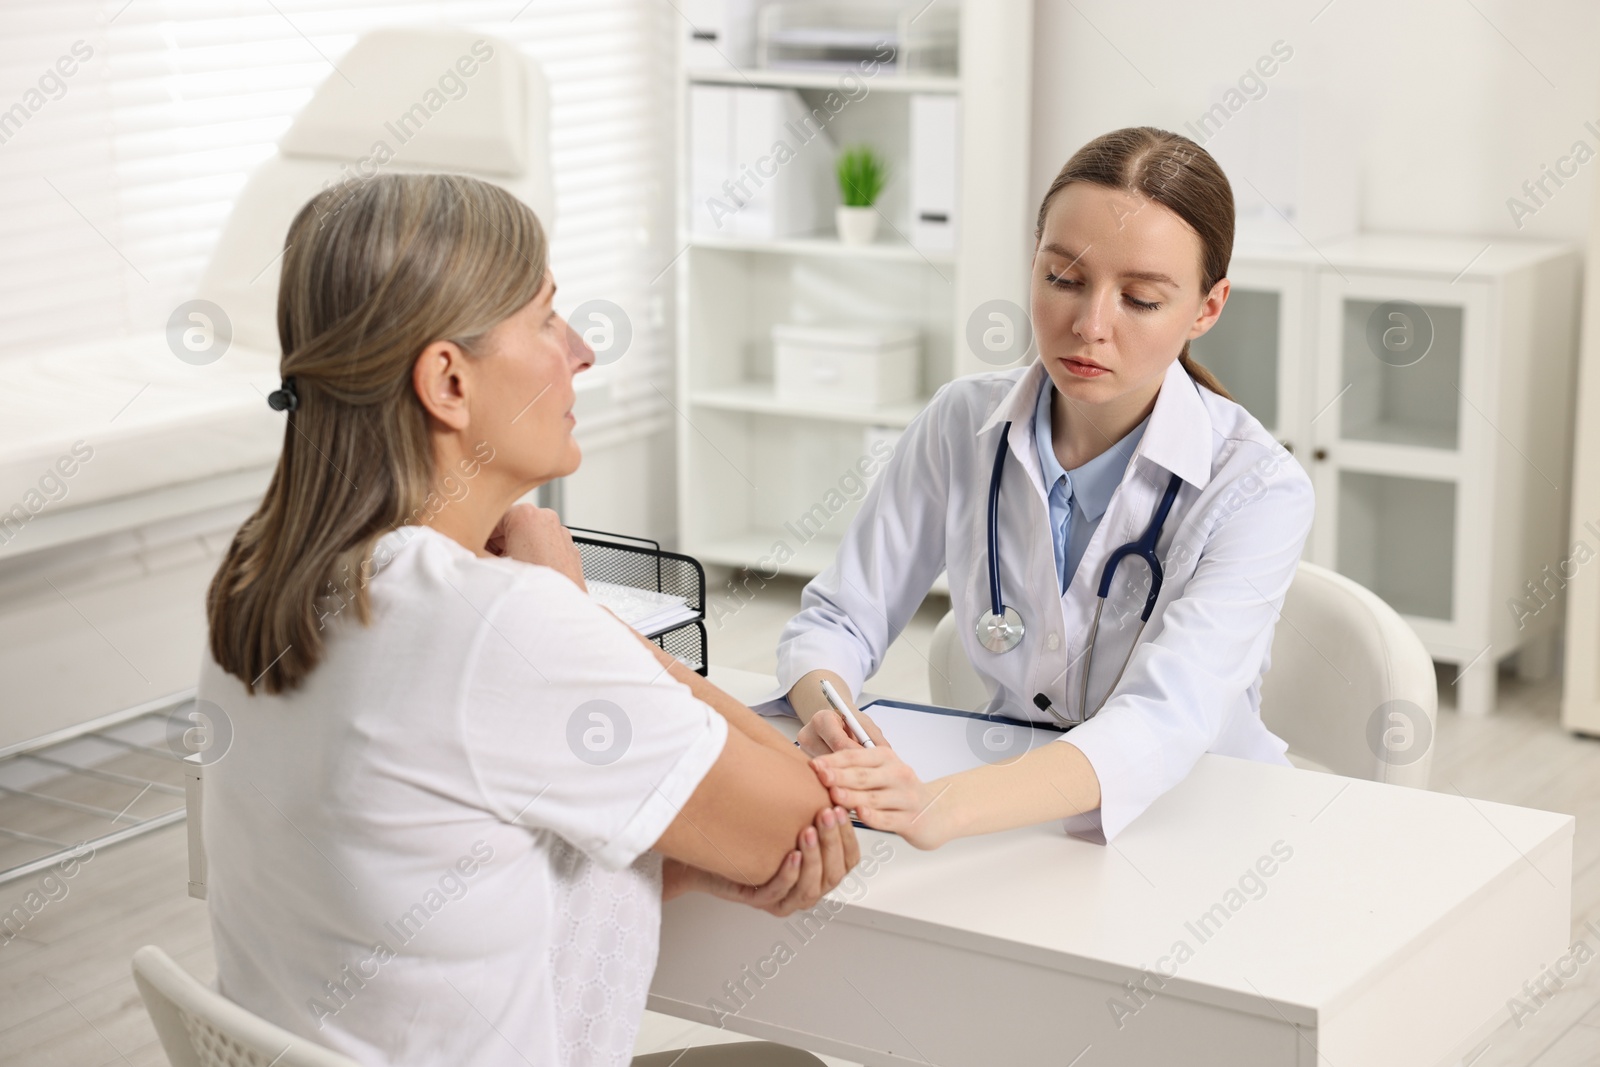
[658,667,1575,1066]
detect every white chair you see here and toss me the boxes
[927,609,992,713]
[927,560,1439,787]
[0,28,555,556]
[135,946,829,1067]
[0,27,561,736]
[132,945,361,1067]
[198,26,554,357]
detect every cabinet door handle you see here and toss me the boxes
[1313,447,1329,462]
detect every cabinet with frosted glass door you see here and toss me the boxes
[1306,238,1578,719]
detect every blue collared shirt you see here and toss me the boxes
[1034,377,1149,593]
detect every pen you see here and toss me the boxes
[819,679,875,748]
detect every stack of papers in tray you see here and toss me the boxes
[588,580,699,638]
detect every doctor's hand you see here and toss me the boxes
[797,705,888,757]
[486,504,586,592]
[811,748,953,851]
[791,671,890,757]
[661,805,859,917]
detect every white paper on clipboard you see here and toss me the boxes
[857,698,1072,780]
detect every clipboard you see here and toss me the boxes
[858,698,1073,780]
[820,699,1073,829]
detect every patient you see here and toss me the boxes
[197,172,849,1066]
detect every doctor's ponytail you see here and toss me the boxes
[1036,127,1235,401]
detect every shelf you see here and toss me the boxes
[1337,419,1459,451]
[691,383,928,427]
[687,68,960,95]
[1324,440,1463,482]
[689,232,956,265]
[694,530,949,595]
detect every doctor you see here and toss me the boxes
[780,126,1315,846]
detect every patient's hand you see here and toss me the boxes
[661,805,859,917]
[487,504,586,591]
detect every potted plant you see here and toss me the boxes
[835,144,887,246]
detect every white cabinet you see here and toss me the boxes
[1197,237,1580,717]
[673,1,1034,610]
[1189,258,1313,456]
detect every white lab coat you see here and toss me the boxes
[775,357,1316,841]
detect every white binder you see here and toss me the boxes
[909,93,959,252]
[691,86,834,239]
[688,84,735,235]
[731,88,833,239]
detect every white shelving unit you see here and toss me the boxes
[685,67,961,95]
[673,1,1034,603]
[1191,235,1580,718]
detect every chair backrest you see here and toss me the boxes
[926,561,1438,786]
[1257,561,1437,787]
[132,945,362,1067]
[197,27,555,356]
[928,608,991,712]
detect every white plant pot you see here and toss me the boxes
[835,205,880,246]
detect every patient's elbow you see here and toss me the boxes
[656,731,830,886]
[732,753,830,884]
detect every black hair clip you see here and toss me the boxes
[267,377,299,412]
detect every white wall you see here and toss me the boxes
[1029,0,1600,248]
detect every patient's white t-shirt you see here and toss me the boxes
[197,524,728,1067]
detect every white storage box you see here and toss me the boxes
[773,323,919,407]
[682,0,761,70]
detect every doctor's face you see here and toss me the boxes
[1030,182,1228,410]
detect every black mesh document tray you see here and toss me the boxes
[570,527,708,676]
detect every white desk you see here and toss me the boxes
[648,668,1573,1067]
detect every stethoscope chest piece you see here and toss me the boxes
[973,417,1185,720]
[975,605,1024,654]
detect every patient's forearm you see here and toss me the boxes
[636,635,802,760]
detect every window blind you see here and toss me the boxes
[0,0,675,406]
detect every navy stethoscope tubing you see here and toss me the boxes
[975,420,1185,724]
[1095,460,1184,619]
[978,420,1021,650]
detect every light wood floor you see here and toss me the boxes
[1,576,1597,1066]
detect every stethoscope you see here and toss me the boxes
[974,422,1185,724]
